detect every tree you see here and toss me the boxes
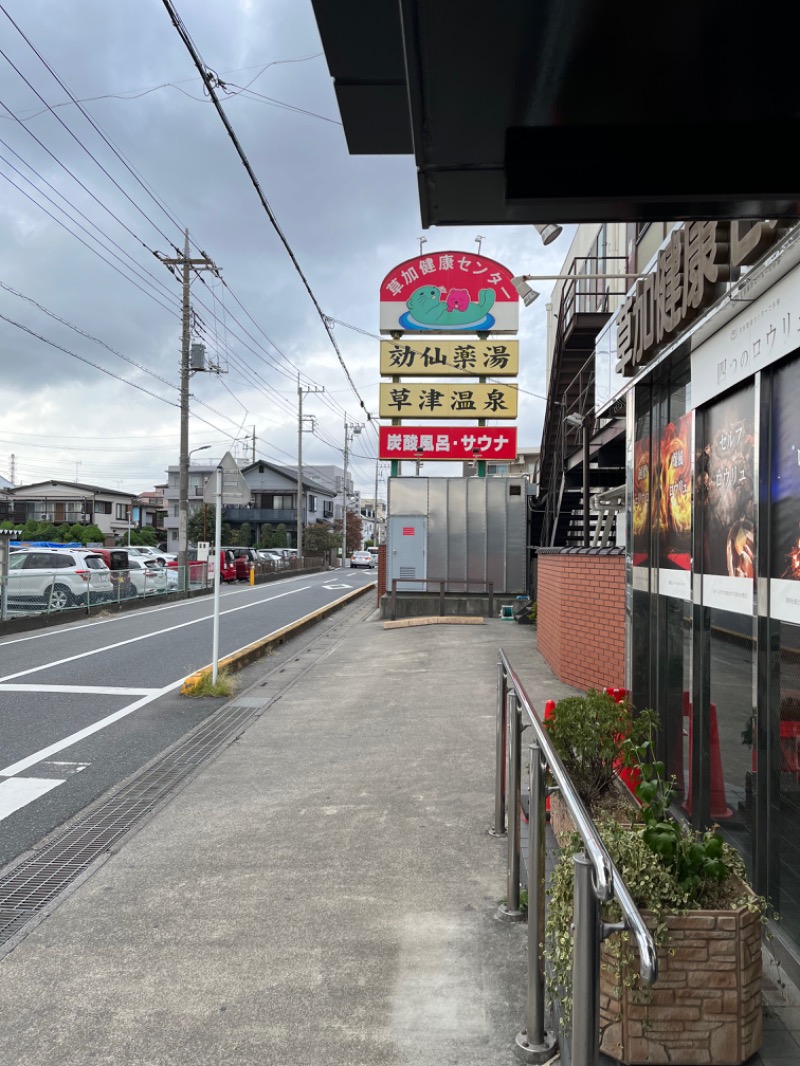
[303,523,337,557]
[257,523,275,549]
[333,513,362,557]
[238,521,252,547]
[127,528,158,547]
[80,524,105,545]
[188,505,213,545]
[274,523,288,548]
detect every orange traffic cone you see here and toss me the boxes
[684,699,732,821]
[544,699,556,812]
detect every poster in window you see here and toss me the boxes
[658,411,693,599]
[632,433,651,571]
[770,356,800,624]
[697,386,755,614]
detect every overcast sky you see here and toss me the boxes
[0,0,575,499]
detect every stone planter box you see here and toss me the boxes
[599,900,763,1065]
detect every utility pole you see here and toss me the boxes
[341,418,362,566]
[297,375,323,560]
[251,426,256,463]
[158,230,216,588]
[373,457,380,546]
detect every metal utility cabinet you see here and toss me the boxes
[386,477,527,603]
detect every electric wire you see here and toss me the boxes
[160,0,373,423]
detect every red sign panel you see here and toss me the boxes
[379,251,519,335]
[379,425,517,461]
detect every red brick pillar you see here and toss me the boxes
[377,544,387,605]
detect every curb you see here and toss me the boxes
[181,581,375,694]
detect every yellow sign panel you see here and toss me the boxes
[380,339,519,377]
[379,382,518,419]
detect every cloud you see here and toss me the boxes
[0,0,575,496]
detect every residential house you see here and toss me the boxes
[135,486,166,537]
[359,496,386,546]
[0,480,135,540]
[162,458,338,549]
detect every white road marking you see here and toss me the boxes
[0,585,313,683]
[0,678,185,777]
[0,571,336,648]
[0,776,64,820]
[322,584,352,590]
[0,578,361,820]
[0,685,159,695]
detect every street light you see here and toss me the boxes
[511,271,648,307]
[414,449,424,476]
[178,445,211,584]
[342,420,362,565]
[534,223,563,246]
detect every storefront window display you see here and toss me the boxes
[768,355,800,945]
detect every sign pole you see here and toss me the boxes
[212,465,222,684]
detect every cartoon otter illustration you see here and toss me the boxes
[404,285,495,328]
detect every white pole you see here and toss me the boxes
[342,420,349,568]
[212,465,222,684]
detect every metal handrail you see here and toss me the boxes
[496,648,658,1066]
[501,651,614,900]
[388,577,494,621]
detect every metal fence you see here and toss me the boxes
[1,556,326,619]
[495,648,658,1066]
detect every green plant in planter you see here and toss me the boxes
[544,817,757,1034]
[545,717,767,1058]
[544,690,656,809]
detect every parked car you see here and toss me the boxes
[349,550,375,569]
[147,558,179,590]
[126,545,175,565]
[166,548,237,585]
[6,547,113,610]
[228,547,260,581]
[125,556,169,596]
[258,549,288,568]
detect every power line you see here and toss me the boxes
[161,0,373,423]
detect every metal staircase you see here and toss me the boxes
[532,256,628,549]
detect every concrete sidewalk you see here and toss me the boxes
[0,604,576,1066]
[0,601,797,1065]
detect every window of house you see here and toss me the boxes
[323,501,333,517]
[308,495,317,512]
[95,500,112,514]
[270,495,294,509]
[115,504,129,520]
[172,504,179,517]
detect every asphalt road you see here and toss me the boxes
[0,567,376,869]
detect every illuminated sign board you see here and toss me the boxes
[379,382,517,419]
[379,425,517,461]
[380,339,518,377]
[379,251,519,335]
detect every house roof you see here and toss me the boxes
[8,480,133,498]
[240,460,336,498]
[309,0,799,225]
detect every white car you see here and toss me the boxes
[258,550,287,567]
[126,556,169,596]
[7,547,113,610]
[127,546,176,565]
[349,551,375,569]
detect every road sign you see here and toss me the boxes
[203,451,251,506]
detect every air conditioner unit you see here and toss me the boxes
[40,513,54,521]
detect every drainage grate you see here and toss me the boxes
[0,700,265,950]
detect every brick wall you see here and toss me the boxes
[377,544,387,605]
[536,548,625,691]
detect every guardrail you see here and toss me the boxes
[388,577,493,620]
[496,648,658,1066]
